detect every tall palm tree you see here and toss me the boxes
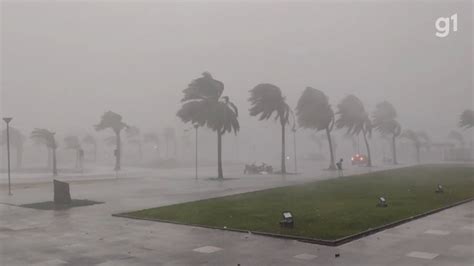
[296,87,336,170]
[31,128,57,176]
[448,130,464,147]
[401,129,422,163]
[417,131,431,151]
[94,111,128,171]
[126,126,143,161]
[372,101,401,164]
[83,134,97,162]
[163,127,176,159]
[64,135,82,169]
[0,127,26,169]
[459,109,474,129]
[249,83,290,173]
[177,72,239,179]
[336,95,373,166]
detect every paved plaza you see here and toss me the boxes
[0,163,472,265]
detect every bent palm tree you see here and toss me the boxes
[373,101,401,164]
[459,109,474,129]
[31,128,57,176]
[249,83,290,173]
[177,72,239,179]
[401,129,422,163]
[296,87,336,170]
[336,95,373,166]
[0,127,26,169]
[94,111,128,171]
[64,135,82,169]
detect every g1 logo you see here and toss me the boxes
[435,14,458,38]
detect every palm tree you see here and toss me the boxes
[31,128,57,176]
[372,101,401,164]
[336,95,373,166]
[177,72,239,179]
[64,135,82,169]
[0,127,26,169]
[249,83,290,173]
[417,131,431,151]
[448,130,464,147]
[94,111,128,171]
[459,109,474,129]
[126,126,142,161]
[296,87,336,170]
[83,134,97,162]
[401,129,422,163]
[163,127,176,159]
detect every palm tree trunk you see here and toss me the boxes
[362,129,372,167]
[52,148,57,176]
[281,123,286,174]
[326,128,336,170]
[217,130,223,179]
[392,135,398,165]
[115,132,121,171]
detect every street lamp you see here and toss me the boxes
[292,126,297,174]
[194,123,199,180]
[3,117,13,195]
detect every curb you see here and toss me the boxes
[112,197,474,246]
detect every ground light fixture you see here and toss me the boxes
[436,184,444,193]
[377,196,388,207]
[280,211,294,228]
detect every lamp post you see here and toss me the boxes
[3,117,13,195]
[194,124,199,180]
[292,126,297,174]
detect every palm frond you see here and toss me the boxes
[249,83,289,125]
[95,111,128,133]
[459,109,474,129]
[31,128,56,149]
[296,87,334,131]
[335,95,370,136]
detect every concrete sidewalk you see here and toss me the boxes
[0,164,471,265]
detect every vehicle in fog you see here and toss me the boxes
[351,154,368,166]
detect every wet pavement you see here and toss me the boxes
[0,162,472,265]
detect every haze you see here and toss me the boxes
[1,0,472,163]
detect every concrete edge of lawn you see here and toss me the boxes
[112,196,474,246]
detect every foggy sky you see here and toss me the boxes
[1,0,472,160]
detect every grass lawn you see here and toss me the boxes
[123,165,474,240]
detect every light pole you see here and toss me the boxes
[3,117,13,195]
[292,126,297,174]
[194,124,199,180]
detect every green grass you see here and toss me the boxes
[125,165,474,240]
